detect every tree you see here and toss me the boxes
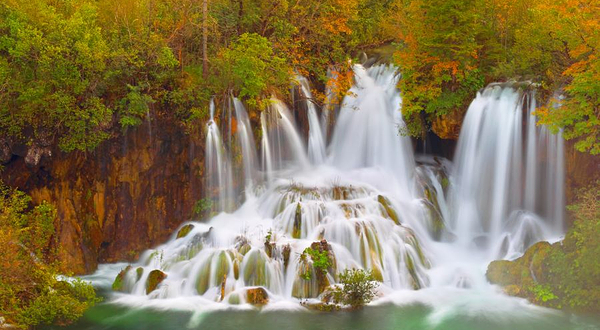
[0,182,100,328]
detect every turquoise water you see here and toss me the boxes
[45,302,600,330]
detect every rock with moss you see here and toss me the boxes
[176,224,194,239]
[146,270,167,294]
[378,195,400,225]
[487,182,600,313]
[112,265,132,292]
[293,202,302,238]
[246,287,269,306]
[135,267,144,281]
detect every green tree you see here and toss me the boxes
[0,182,100,328]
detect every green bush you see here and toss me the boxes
[333,269,379,308]
[0,182,100,328]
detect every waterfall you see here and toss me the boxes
[329,65,415,197]
[99,69,566,312]
[450,84,565,259]
[232,98,259,193]
[296,76,327,165]
[205,100,235,213]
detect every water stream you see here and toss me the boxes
[56,65,599,329]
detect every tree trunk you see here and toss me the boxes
[202,0,208,79]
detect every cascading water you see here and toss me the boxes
[205,100,235,212]
[94,66,567,324]
[449,84,565,260]
[297,75,327,165]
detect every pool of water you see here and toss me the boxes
[44,301,600,330]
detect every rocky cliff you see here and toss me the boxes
[1,118,205,274]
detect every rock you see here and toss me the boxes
[0,118,205,275]
[136,267,144,281]
[112,265,132,292]
[246,287,269,306]
[176,224,194,239]
[0,138,12,164]
[293,202,302,238]
[24,144,51,167]
[282,244,291,268]
[146,269,167,293]
[378,195,400,225]
[431,110,463,140]
[486,241,552,287]
[301,301,341,312]
[228,292,241,305]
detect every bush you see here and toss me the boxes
[0,182,100,328]
[333,269,379,308]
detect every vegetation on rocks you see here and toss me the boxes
[0,182,99,328]
[487,181,600,313]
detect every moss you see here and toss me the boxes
[135,267,144,282]
[176,224,194,239]
[112,265,132,292]
[378,195,400,225]
[196,261,211,294]
[487,182,600,313]
[228,292,241,305]
[243,250,269,287]
[146,270,167,294]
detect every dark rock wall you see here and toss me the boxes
[1,118,205,274]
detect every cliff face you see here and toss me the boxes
[1,118,205,274]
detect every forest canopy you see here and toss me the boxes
[0,0,598,153]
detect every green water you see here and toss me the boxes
[44,303,600,330]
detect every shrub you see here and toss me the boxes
[0,182,100,328]
[333,269,379,308]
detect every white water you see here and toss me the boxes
[92,67,565,320]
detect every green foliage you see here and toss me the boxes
[542,181,600,312]
[193,198,213,217]
[304,247,332,274]
[0,182,100,328]
[0,1,113,152]
[531,284,557,303]
[487,181,600,313]
[392,0,486,136]
[119,84,154,128]
[217,33,290,109]
[333,269,379,308]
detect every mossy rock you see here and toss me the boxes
[246,287,269,306]
[196,261,212,294]
[228,292,241,305]
[176,224,195,239]
[378,195,400,225]
[136,267,144,281]
[282,244,291,269]
[112,265,132,292]
[486,241,552,287]
[301,301,341,312]
[146,270,167,294]
[243,249,269,287]
[293,203,302,238]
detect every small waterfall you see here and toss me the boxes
[329,65,415,197]
[205,100,235,213]
[450,84,565,258]
[296,76,326,165]
[232,98,259,193]
[262,99,310,171]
